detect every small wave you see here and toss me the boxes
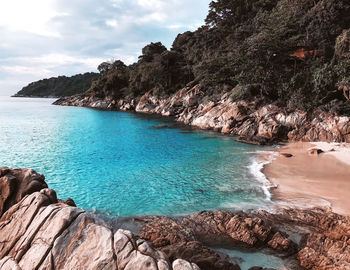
[248,150,278,201]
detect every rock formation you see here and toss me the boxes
[0,167,201,270]
[1,167,350,269]
[54,84,350,144]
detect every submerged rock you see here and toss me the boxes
[151,124,170,129]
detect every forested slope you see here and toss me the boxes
[13,72,99,98]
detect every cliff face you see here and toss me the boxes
[54,84,350,144]
[13,72,99,98]
[1,167,350,270]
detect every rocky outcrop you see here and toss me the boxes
[139,211,297,261]
[0,168,200,270]
[257,208,350,270]
[54,84,350,144]
[138,208,350,270]
[2,167,350,269]
[0,167,48,216]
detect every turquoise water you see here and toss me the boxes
[0,97,270,217]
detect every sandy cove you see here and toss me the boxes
[264,142,350,216]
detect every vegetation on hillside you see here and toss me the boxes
[87,0,350,114]
[14,72,99,98]
[31,0,350,114]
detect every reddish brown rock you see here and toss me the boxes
[181,211,292,251]
[2,168,350,270]
[55,84,350,143]
[308,148,324,155]
[0,168,199,270]
[0,167,48,216]
[161,241,240,270]
[139,216,195,248]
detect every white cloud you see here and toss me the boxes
[0,0,65,37]
[136,12,167,24]
[0,65,51,76]
[106,19,118,28]
[0,0,211,95]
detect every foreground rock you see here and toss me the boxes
[0,167,48,216]
[54,84,350,144]
[0,168,199,270]
[1,167,350,269]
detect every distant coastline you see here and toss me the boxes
[12,72,98,98]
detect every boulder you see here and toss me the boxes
[0,167,48,216]
[280,153,293,158]
[308,148,324,155]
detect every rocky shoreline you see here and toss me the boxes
[54,84,350,145]
[1,167,350,269]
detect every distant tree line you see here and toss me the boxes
[14,72,99,98]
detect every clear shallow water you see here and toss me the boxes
[0,97,270,217]
[215,248,287,270]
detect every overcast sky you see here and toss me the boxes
[0,0,211,95]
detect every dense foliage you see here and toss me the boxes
[14,72,99,98]
[25,0,350,114]
[87,0,350,113]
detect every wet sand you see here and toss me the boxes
[263,142,350,216]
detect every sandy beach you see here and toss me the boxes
[263,141,350,216]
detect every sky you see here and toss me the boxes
[0,0,211,95]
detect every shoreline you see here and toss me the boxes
[263,141,350,216]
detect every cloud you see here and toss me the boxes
[0,0,211,95]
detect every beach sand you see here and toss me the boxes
[263,142,350,216]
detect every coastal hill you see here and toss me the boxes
[57,0,350,111]
[55,0,350,144]
[13,72,99,98]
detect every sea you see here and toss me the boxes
[0,96,288,269]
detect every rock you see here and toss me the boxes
[181,211,274,248]
[61,198,77,207]
[308,148,324,155]
[2,168,350,270]
[0,168,200,270]
[248,268,276,270]
[151,125,169,129]
[114,229,170,270]
[0,257,22,270]
[139,216,241,269]
[139,216,196,248]
[0,167,48,216]
[258,208,350,270]
[267,232,295,253]
[55,83,350,143]
[249,266,278,270]
[280,153,293,158]
[140,211,296,259]
[172,259,200,270]
[161,241,240,270]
